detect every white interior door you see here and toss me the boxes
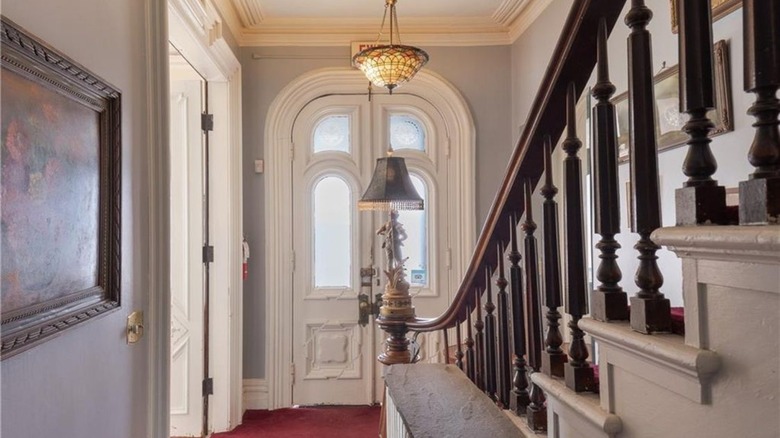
[290,92,454,405]
[169,50,206,436]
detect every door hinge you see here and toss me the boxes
[201,113,214,132]
[290,363,296,385]
[203,245,215,263]
[202,377,214,396]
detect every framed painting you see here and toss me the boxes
[670,0,742,33]
[614,40,732,164]
[1,17,121,359]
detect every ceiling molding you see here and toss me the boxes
[492,0,532,27]
[232,0,265,26]
[214,0,552,47]
[507,0,554,42]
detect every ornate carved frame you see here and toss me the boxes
[1,17,121,359]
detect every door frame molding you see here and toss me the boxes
[148,0,243,436]
[264,67,476,409]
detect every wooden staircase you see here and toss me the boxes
[380,0,780,437]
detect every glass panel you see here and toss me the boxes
[397,175,428,286]
[390,114,425,151]
[313,177,351,287]
[313,115,350,153]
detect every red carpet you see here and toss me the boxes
[213,406,381,438]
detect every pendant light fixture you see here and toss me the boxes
[352,0,429,94]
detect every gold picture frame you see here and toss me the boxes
[613,40,733,164]
[671,0,742,33]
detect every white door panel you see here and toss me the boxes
[291,93,453,406]
[169,77,204,436]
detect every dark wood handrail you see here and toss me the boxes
[406,0,628,332]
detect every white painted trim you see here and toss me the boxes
[213,0,553,47]
[146,0,171,437]
[506,0,554,42]
[653,226,780,265]
[264,67,476,409]
[169,0,243,434]
[580,318,720,404]
[243,379,270,410]
[534,372,622,438]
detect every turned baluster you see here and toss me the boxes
[626,0,672,334]
[455,318,464,371]
[591,18,629,321]
[508,213,530,414]
[484,267,498,401]
[466,304,476,382]
[496,243,512,408]
[675,0,727,225]
[738,0,780,224]
[562,82,596,393]
[523,180,547,431]
[540,136,567,377]
[443,328,450,365]
[474,290,486,391]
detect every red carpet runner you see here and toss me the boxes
[212,406,381,438]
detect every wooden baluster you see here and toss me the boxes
[466,304,476,383]
[474,290,486,391]
[523,180,547,431]
[562,82,596,393]
[674,0,727,225]
[591,19,629,321]
[540,136,567,377]
[484,267,498,401]
[443,328,450,365]
[508,214,530,414]
[455,318,464,371]
[496,243,512,408]
[738,0,780,224]
[626,0,672,334]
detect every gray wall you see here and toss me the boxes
[511,0,753,306]
[241,46,513,378]
[1,1,152,437]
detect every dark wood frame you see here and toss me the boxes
[1,17,121,359]
[670,0,742,33]
[614,40,732,163]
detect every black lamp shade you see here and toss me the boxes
[358,156,424,211]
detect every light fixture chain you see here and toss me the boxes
[376,3,389,43]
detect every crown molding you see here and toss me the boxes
[215,0,552,47]
[507,0,553,42]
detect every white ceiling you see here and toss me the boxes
[214,0,554,46]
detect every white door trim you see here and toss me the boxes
[264,67,476,409]
[149,0,243,436]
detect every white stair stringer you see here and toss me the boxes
[534,226,779,438]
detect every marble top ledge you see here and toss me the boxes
[385,364,526,438]
[652,226,780,262]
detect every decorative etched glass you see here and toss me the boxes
[313,115,350,153]
[313,176,351,288]
[397,174,428,286]
[390,114,425,151]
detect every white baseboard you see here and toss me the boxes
[243,379,269,410]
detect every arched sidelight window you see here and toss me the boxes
[312,176,352,288]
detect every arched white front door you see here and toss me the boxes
[265,68,475,408]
